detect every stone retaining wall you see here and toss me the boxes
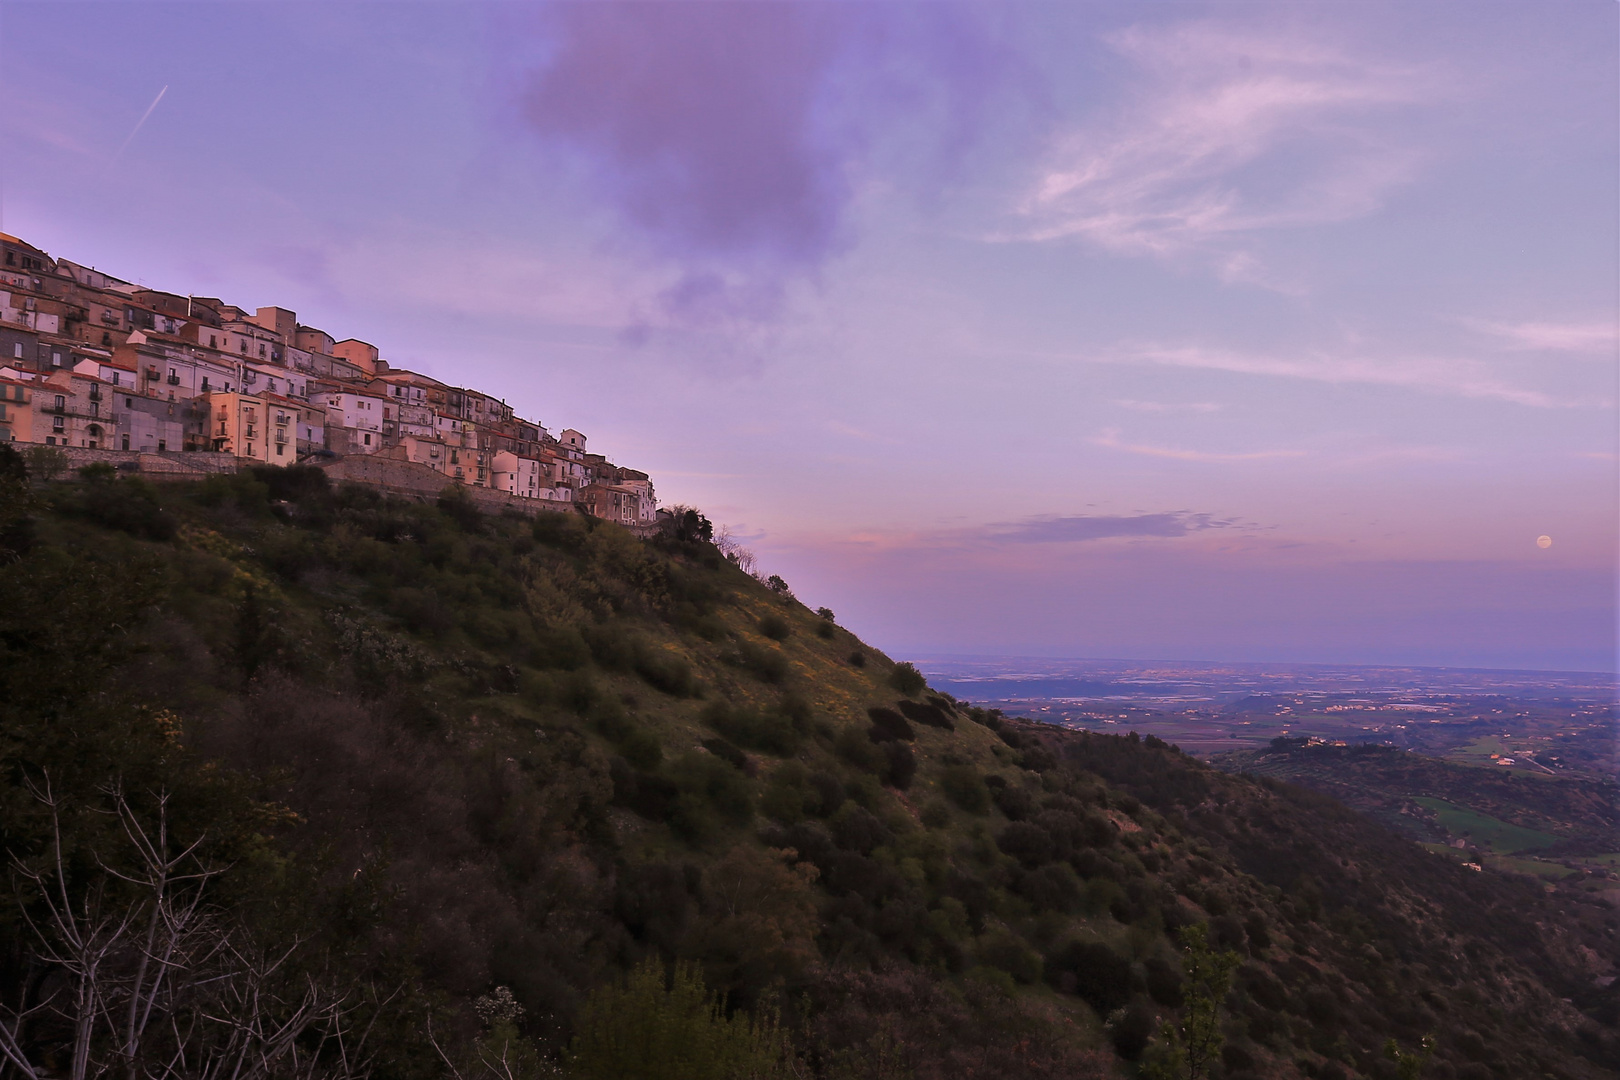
[21,444,657,534]
[316,454,582,522]
[38,446,241,478]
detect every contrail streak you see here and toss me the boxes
[112,85,167,162]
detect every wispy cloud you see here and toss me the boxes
[1112,398,1223,413]
[1015,20,1439,278]
[989,511,1239,542]
[1092,427,1306,462]
[1462,319,1617,354]
[1095,343,1605,409]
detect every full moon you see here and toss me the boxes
[1536,535,1552,549]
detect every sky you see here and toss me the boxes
[1,1,1615,672]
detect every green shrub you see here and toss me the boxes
[897,698,954,731]
[977,932,1043,985]
[881,741,916,790]
[701,738,750,772]
[620,726,663,770]
[567,959,788,1080]
[701,701,800,756]
[730,641,789,684]
[248,463,329,502]
[554,669,599,714]
[585,622,642,671]
[532,624,592,670]
[532,509,589,549]
[758,613,790,641]
[835,725,886,775]
[386,588,451,638]
[436,485,482,531]
[63,477,176,540]
[670,752,754,839]
[847,650,865,668]
[194,472,272,516]
[761,762,810,824]
[887,661,926,696]
[939,765,990,814]
[866,707,914,743]
[635,647,699,697]
[591,698,634,741]
[920,800,952,829]
[77,461,116,482]
[1046,940,1133,1013]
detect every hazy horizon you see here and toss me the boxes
[3,1,1614,671]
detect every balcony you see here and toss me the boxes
[166,375,181,386]
[144,368,160,381]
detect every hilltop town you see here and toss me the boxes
[0,232,658,526]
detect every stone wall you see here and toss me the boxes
[316,453,579,521]
[21,444,657,534]
[39,445,241,479]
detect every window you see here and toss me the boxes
[210,335,217,348]
[54,395,64,411]
[11,345,19,358]
[126,398,133,408]
[51,352,61,367]
[201,377,209,391]
[157,439,165,451]
[122,434,130,450]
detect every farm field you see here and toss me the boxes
[1411,796,1560,854]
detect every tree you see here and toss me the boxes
[0,444,36,563]
[0,778,370,1080]
[661,507,713,545]
[22,445,66,483]
[1141,924,1241,1080]
[566,960,788,1080]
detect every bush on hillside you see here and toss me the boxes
[865,707,915,743]
[567,960,787,1080]
[940,764,990,815]
[888,661,926,696]
[702,701,800,757]
[61,476,176,540]
[728,641,789,684]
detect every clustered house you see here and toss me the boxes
[0,233,659,526]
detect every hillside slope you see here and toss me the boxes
[0,460,1614,1080]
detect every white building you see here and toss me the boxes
[492,451,543,498]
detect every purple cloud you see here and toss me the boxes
[523,4,852,268]
[517,4,1033,320]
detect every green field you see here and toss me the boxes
[1485,855,1579,880]
[1413,797,1560,854]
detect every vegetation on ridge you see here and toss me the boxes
[0,453,1614,1080]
